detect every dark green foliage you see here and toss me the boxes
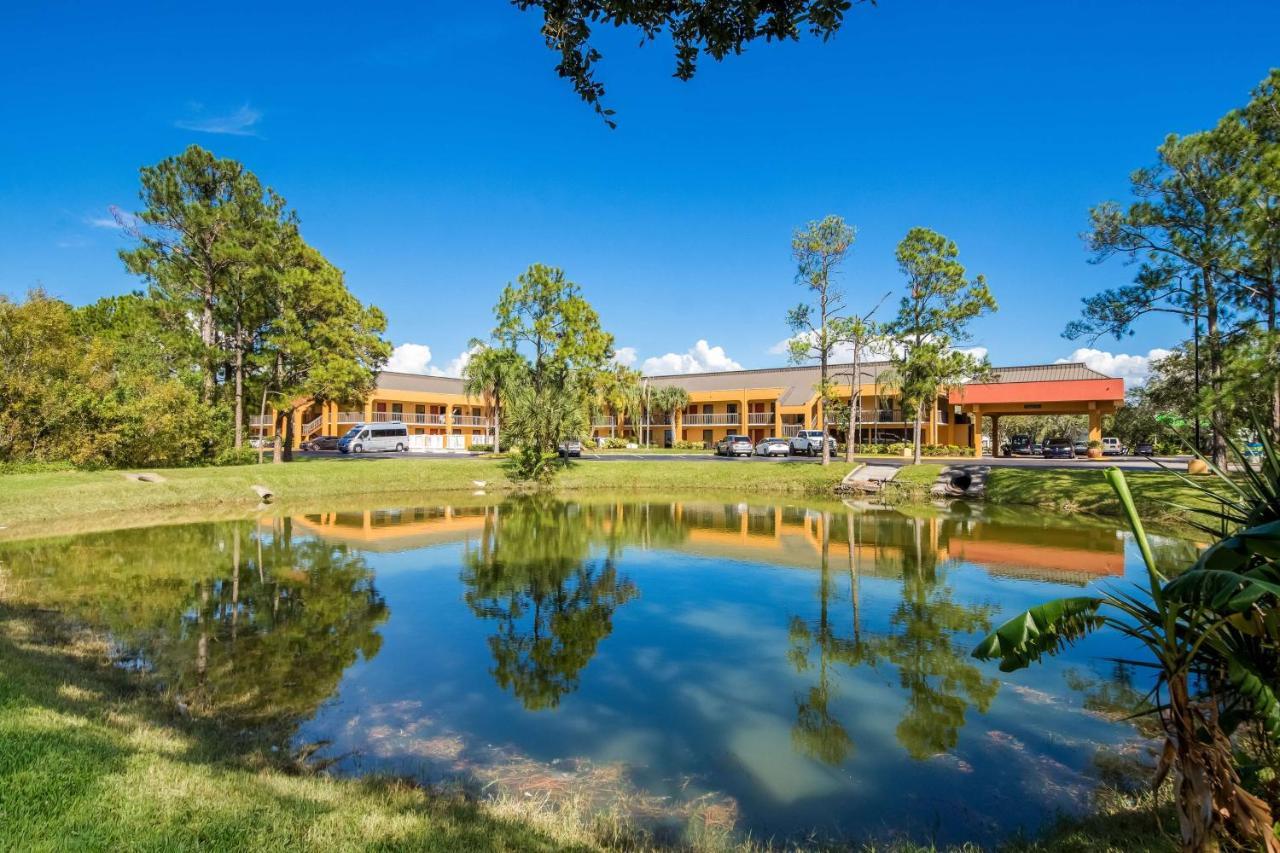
[511,0,866,126]
[971,596,1106,672]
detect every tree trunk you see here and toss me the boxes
[200,279,217,405]
[1204,270,1227,467]
[820,350,830,466]
[913,401,924,464]
[846,350,860,464]
[273,411,287,464]
[494,394,501,454]
[233,327,244,449]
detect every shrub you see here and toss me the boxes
[0,460,77,476]
[213,447,261,467]
[603,436,631,449]
[469,443,494,453]
[671,440,706,450]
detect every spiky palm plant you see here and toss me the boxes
[973,426,1280,852]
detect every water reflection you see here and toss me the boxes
[0,496,1203,843]
[1,521,387,724]
[461,497,641,710]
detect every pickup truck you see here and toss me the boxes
[789,430,837,457]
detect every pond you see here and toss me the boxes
[0,496,1200,846]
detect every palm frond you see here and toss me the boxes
[1163,565,1280,614]
[971,596,1106,672]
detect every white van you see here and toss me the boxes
[1101,436,1125,456]
[338,422,410,454]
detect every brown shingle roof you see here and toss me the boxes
[376,371,467,394]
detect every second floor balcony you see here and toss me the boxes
[683,412,740,426]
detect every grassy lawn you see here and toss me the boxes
[0,458,855,542]
[984,466,1225,529]
[0,604,592,852]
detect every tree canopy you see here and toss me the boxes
[511,0,867,126]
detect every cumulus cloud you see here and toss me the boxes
[767,331,903,363]
[383,342,479,377]
[954,346,989,362]
[1056,347,1172,385]
[612,346,638,368]
[642,340,742,375]
[386,342,435,374]
[175,104,263,136]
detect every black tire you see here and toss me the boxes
[396,443,406,452]
[353,444,363,454]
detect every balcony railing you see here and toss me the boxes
[453,415,491,428]
[337,411,364,423]
[593,416,616,427]
[683,413,740,426]
[302,415,324,436]
[781,424,806,437]
[747,412,775,426]
[405,413,447,426]
[249,415,271,427]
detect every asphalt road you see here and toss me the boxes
[296,449,1190,471]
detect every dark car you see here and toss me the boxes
[1135,440,1155,456]
[1072,440,1088,456]
[301,435,341,452]
[1004,434,1034,457]
[1042,437,1075,459]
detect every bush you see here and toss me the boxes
[0,460,77,476]
[213,447,261,467]
[671,440,706,450]
[602,436,631,449]
[469,443,493,453]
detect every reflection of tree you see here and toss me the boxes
[788,509,999,764]
[787,511,871,764]
[1,521,388,726]
[461,497,639,710]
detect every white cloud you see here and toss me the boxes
[641,340,742,375]
[768,331,898,363]
[1056,347,1172,385]
[386,343,435,374]
[612,346,638,368]
[175,104,262,136]
[86,205,137,230]
[385,342,479,378]
[954,346,989,362]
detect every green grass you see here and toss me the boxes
[984,466,1224,529]
[0,458,855,542]
[890,464,946,486]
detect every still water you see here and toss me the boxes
[0,496,1199,845]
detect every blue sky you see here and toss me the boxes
[3,1,1277,383]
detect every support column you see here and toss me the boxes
[445,404,454,448]
[773,401,782,438]
[291,407,303,451]
[992,415,1001,456]
[971,411,982,455]
[363,398,373,424]
[740,389,749,436]
[1088,409,1102,443]
[927,396,939,446]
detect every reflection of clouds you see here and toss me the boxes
[727,716,849,803]
[985,730,1091,808]
[672,602,789,644]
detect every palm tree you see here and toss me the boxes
[462,341,524,453]
[651,385,689,447]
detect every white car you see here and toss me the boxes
[754,437,790,457]
[1101,437,1125,456]
[789,430,837,457]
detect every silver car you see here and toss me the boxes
[789,429,836,457]
[754,437,790,457]
[715,435,754,457]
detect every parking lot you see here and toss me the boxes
[296,448,1188,471]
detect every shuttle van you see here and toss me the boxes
[338,422,409,453]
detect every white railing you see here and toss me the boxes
[301,415,324,436]
[683,413,740,426]
[337,411,364,423]
[747,412,775,426]
[453,415,490,428]
[370,411,404,422]
[853,409,906,424]
[593,416,616,427]
[249,415,272,427]
[405,413,446,425]
[781,424,806,437]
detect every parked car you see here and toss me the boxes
[1042,437,1075,459]
[558,438,583,457]
[1030,442,1043,456]
[338,422,409,454]
[1135,440,1155,456]
[754,436,790,457]
[716,434,754,457]
[1004,434,1034,457]
[789,430,837,457]
[1101,436,1125,456]
[301,435,340,452]
[1072,440,1088,456]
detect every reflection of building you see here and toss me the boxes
[278,499,1126,584]
[275,505,494,552]
[256,360,1123,451]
